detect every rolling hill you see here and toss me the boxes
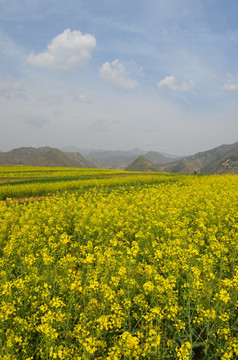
[0,147,96,168]
[124,156,161,172]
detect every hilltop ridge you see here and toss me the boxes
[0,147,96,168]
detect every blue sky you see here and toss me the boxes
[0,0,238,155]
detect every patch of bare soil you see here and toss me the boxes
[0,178,30,184]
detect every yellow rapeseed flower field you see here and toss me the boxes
[0,167,238,359]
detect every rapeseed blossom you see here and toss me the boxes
[0,171,238,359]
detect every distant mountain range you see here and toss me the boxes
[144,151,180,165]
[61,146,147,157]
[0,142,237,174]
[62,147,147,169]
[62,146,177,170]
[0,147,96,168]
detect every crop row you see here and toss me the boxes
[0,173,176,200]
[0,166,127,179]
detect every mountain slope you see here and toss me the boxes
[162,142,238,174]
[0,147,96,168]
[125,156,161,172]
[0,147,46,164]
[201,143,238,174]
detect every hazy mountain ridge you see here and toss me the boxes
[0,147,96,168]
[144,151,175,165]
[62,147,176,170]
[62,147,149,169]
[86,151,175,170]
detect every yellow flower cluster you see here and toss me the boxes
[0,171,238,359]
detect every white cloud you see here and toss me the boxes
[27,28,96,71]
[100,59,138,89]
[157,75,194,92]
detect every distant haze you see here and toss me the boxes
[0,1,238,155]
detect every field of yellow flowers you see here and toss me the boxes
[0,166,176,200]
[0,167,238,359]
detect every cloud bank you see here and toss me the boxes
[100,59,138,89]
[27,29,96,71]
